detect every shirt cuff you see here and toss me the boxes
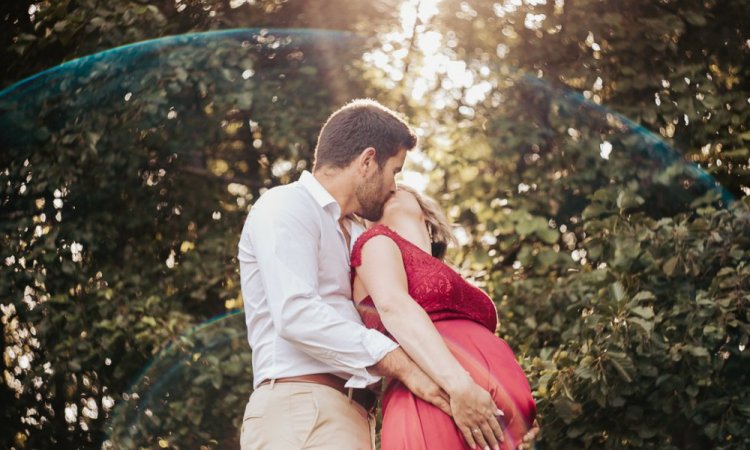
[343,329,399,389]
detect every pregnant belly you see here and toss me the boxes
[433,319,537,443]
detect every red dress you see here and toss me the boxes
[351,225,536,450]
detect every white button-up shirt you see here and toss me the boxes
[238,171,398,389]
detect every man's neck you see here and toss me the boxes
[312,168,357,217]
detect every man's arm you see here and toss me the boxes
[518,420,540,450]
[243,192,397,387]
[370,347,451,416]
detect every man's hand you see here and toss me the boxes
[517,419,540,450]
[370,348,450,415]
[398,365,451,416]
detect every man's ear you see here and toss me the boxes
[357,147,377,175]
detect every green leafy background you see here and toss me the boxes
[1,1,748,449]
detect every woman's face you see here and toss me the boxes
[377,188,421,225]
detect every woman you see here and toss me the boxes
[351,185,537,450]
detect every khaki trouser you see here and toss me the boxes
[240,381,376,450]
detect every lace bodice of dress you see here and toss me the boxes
[350,224,498,336]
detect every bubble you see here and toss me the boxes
[106,312,252,448]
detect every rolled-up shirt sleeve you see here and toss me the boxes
[248,195,397,387]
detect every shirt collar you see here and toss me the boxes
[299,170,342,219]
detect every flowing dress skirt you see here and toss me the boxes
[380,319,536,450]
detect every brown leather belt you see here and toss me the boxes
[258,373,377,412]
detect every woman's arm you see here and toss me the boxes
[357,235,504,450]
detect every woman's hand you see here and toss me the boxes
[448,377,505,450]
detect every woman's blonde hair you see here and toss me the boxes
[397,184,457,260]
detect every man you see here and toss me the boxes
[238,99,452,449]
[238,99,515,450]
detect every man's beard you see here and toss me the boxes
[355,174,389,221]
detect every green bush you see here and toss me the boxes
[496,196,750,449]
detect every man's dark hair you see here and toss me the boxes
[312,99,417,170]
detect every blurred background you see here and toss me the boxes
[1,1,748,449]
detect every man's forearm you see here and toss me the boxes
[369,346,412,378]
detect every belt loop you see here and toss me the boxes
[347,387,353,403]
[269,379,276,389]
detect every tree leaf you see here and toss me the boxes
[630,306,654,319]
[662,256,679,276]
[632,290,656,302]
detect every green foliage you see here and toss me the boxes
[504,200,750,449]
[0,28,368,449]
[430,0,750,197]
[0,0,397,89]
